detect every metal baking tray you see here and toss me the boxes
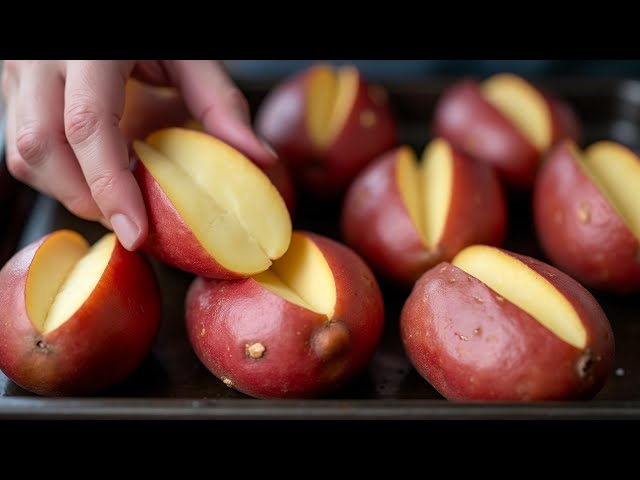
[1,76,639,420]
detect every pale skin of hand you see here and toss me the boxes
[1,60,277,251]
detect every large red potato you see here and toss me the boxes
[342,138,506,286]
[533,140,640,293]
[433,73,580,189]
[255,64,397,196]
[400,245,614,401]
[0,230,161,396]
[132,127,292,279]
[185,231,385,399]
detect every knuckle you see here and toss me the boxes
[62,194,100,220]
[64,101,100,145]
[16,124,48,164]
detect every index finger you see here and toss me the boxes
[63,60,148,251]
[166,60,278,167]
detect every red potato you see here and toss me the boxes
[433,73,580,189]
[534,140,640,293]
[341,138,506,286]
[255,64,397,196]
[185,231,385,399]
[0,230,161,396]
[132,127,292,279]
[400,245,614,401]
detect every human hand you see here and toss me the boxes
[1,60,277,250]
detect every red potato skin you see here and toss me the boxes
[400,252,614,401]
[255,66,397,196]
[533,141,640,293]
[185,232,385,399]
[341,145,507,286]
[433,79,579,189]
[0,232,161,396]
[132,158,248,279]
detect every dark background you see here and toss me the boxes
[224,60,640,81]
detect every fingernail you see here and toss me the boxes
[110,213,141,251]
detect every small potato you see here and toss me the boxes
[341,138,506,287]
[433,73,580,189]
[0,230,161,396]
[255,64,397,196]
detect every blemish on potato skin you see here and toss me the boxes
[222,377,234,388]
[34,339,51,354]
[448,278,456,284]
[473,328,482,336]
[495,295,504,302]
[464,138,480,154]
[577,202,591,224]
[312,322,350,361]
[245,342,266,359]
[359,109,377,128]
[200,328,206,337]
[473,296,483,304]
[455,333,469,341]
[360,273,374,289]
[576,349,600,380]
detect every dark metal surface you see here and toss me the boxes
[1,77,639,419]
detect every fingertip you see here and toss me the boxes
[110,212,147,251]
[98,174,148,252]
[201,114,277,168]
